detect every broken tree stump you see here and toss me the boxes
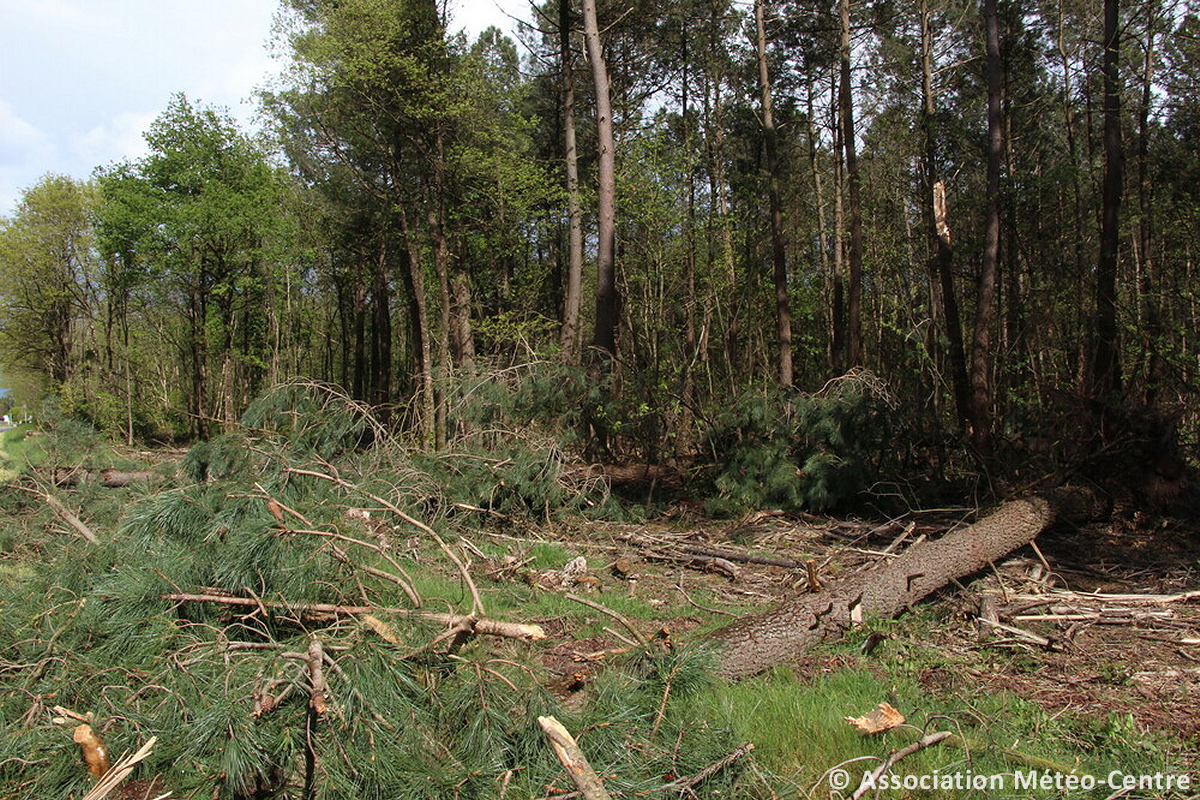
[708,487,1107,679]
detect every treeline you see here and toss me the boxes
[0,0,1196,468]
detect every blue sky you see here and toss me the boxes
[0,0,530,217]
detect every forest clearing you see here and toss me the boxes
[0,379,1197,798]
[2,0,1200,796]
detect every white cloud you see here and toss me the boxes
[0,100,58,215]
[0,100,54,163]
[3,0,114,32]
[70,110,157,170]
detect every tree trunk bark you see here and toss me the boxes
[840,0,864,369]
[583,0,618,361]
[1136,10,1161,404]
[397,205,437,451]
[754,0,792,386]
[969,0,1003,458]
[1089,0,1123,401]
[709,487,1106,680]
[921,0,970,427]
[558,0,585,364]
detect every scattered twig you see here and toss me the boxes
[850,731,953,800]
[566,593,650,648]
[657,742,754,793]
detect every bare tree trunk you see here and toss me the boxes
[1089,0,1123,401]
[1137,8,1161,403]
[754,0,792,386]
[831,69,847,373]
[806,83,831,353]
[969,0,1003,458]
[583,0,617,361]
[397,205,437,451]
[558,0,585,363]
[840,0,864,368]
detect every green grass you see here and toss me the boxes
[672,618,1186,799]
[0,425,41,480]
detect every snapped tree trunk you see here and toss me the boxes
[709,487,1106,680]
[920,0,969,427]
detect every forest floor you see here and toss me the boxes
[526,506,1200,761]
[2,430,1198,797]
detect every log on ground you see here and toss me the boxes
[708,487,1106,680]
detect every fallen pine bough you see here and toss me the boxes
[708,487,1109,679]
[161,592,546,641]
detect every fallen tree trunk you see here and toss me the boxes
[709,487,1107,680]
[41,468,157,488]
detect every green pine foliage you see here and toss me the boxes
[704,372,900,514]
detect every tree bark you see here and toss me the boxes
[558,0,585,364]
[397,205,437,450]
[839,0,864,368]
[583,0,618,361]
[920,0,969,427]
[538,716,613,800]
[969,0,1003,457]
[1136,8,1161,403]
[754,0,793,386]
[709,487,1106,680]
[1089,0,1123,401]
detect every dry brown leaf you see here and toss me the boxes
[362,614,403,645]
[844,702,905,735]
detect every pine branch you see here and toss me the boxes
[161,593,545,641]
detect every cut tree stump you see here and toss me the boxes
[709,487,1107,679]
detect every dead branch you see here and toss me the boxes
[977,617,1060,649]
[612,531,807,570]
[851,732,953,800]
[161,593,545,641]
[565,593,650,647]
[283,467,486,616]
[538,716,614,800]
[285,528,420,607]
[43,491,101,545]
[659,742,755,792]
[306,638,329,716]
